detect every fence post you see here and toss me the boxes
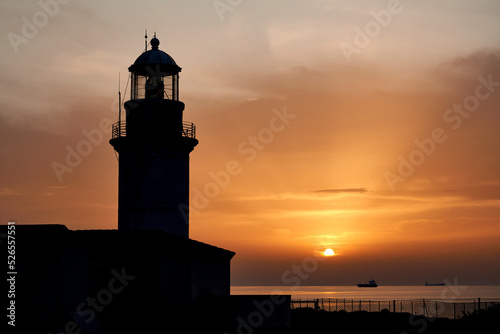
[393,300,396,313]
[478,298,481,311]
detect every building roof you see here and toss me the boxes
[5,224,235,264]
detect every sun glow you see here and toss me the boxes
[323,248,335,256]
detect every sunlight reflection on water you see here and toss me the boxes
[231,285,500,300]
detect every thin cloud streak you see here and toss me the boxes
[311,188,368,194]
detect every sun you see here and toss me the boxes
[323,248,335,256]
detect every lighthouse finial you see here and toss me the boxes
[151,32,160,50]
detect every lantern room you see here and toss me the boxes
[128,37,181,100]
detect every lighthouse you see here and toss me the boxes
[3,35,292,334]
[110,36,198,237]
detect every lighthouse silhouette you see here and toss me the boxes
[5,35,290,333]
[110,35,197,237]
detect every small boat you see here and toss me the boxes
[357,279,378,287]
[425,281,445,286]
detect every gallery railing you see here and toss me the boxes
[111,121,196,139]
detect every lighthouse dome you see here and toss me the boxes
[128,37,181,76]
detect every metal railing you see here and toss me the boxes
[291,298,500,319]
[111,121,196,139]
[181,121,196,139]
[112,121,127,139]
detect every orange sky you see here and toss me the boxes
[1,1,500,285]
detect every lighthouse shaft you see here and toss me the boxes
[110,38,197,237]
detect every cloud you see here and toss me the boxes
[443,48,500,72]
[310,188,368,194]
[0,188,18,196]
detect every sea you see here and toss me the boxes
[230,285,500,301]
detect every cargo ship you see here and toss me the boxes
[425,281,445,286]
[357,279,378,287]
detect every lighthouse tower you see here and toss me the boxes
[110,36,198,237]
